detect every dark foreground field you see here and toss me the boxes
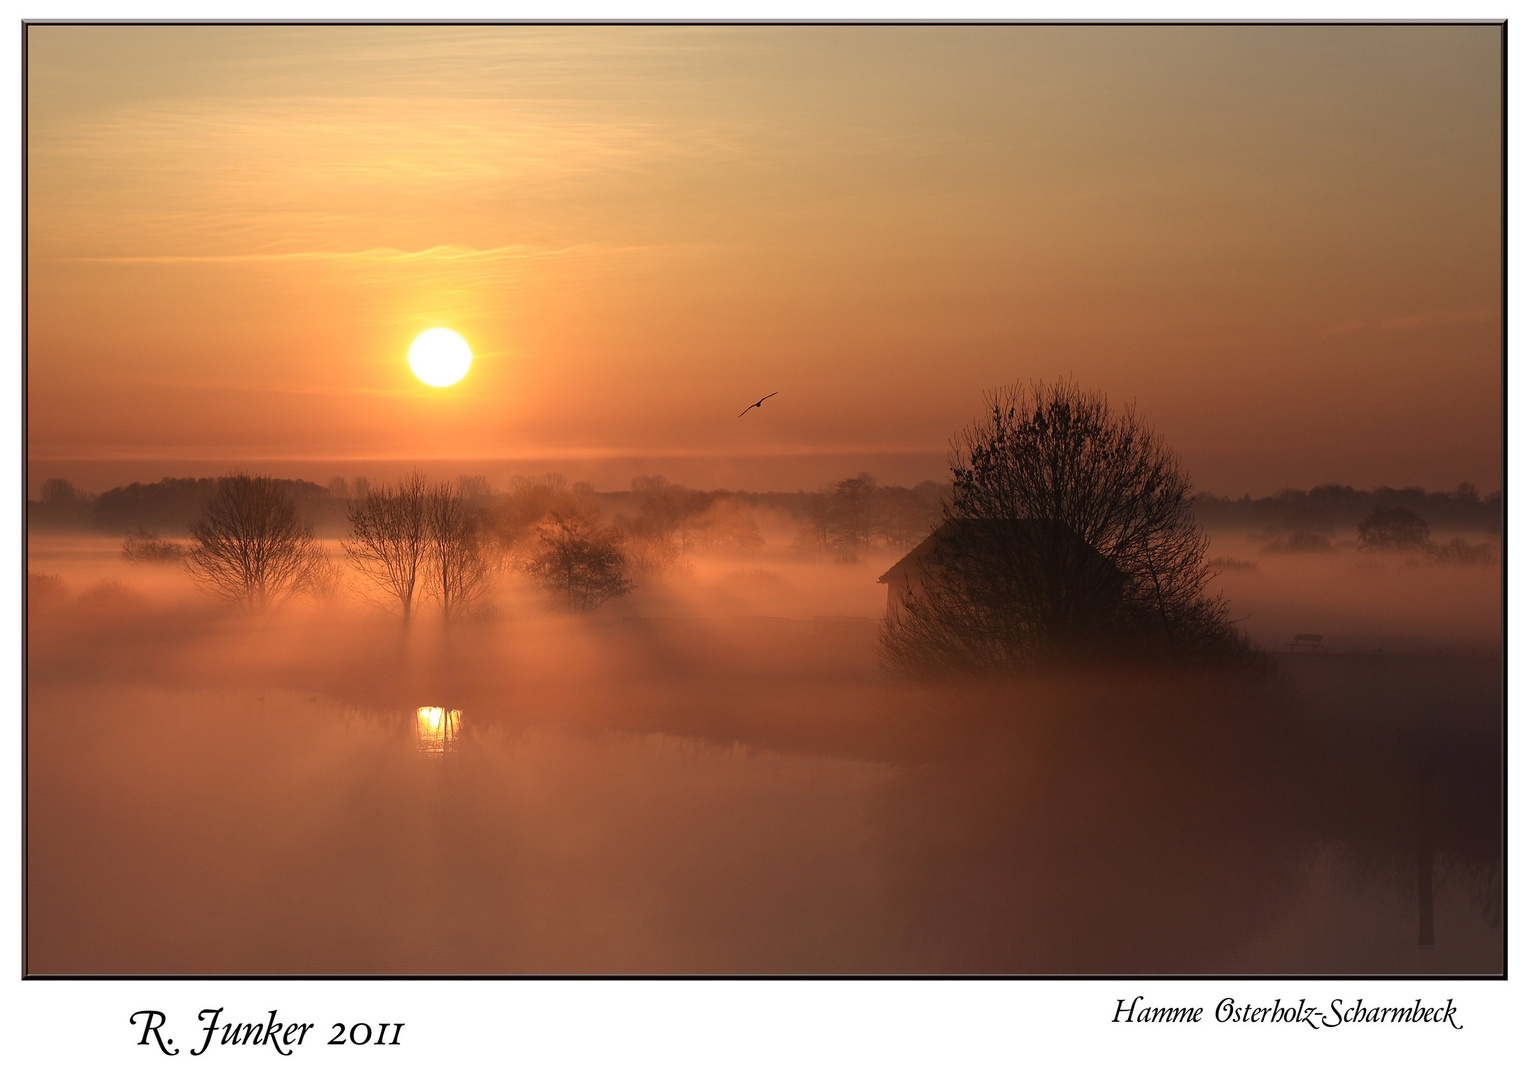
[26,538,1501,974]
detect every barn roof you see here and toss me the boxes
[877,526,949,583]
[877,518,1107,583]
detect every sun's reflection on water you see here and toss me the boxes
[416,706,463,754]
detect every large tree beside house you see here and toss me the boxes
[879,379,1252,672]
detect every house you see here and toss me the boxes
[877,518,1126,633]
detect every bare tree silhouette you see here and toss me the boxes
[455,474,492,501]
[343,470,429,624]
[490,473,582,551]
[881,379,1249,672]
[121,529,187,563]
[828,473,878,557]
[425,481,492,622]
[185,474,323,609]
[40,478,80,505]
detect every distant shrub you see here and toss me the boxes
[1429,538,1496,566]
[1357,506,1431,551]
[717,568,789,594]
[121,530,188,563]
[619,534,693,579]
[1261,531,1332,554]
[1286,531,1333,553]
[28,572,67,606]
[77,577,151,612]
[527,511,634,612]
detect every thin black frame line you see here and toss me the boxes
[1496,16,1508,983]
[13,19,1513,28]
[19,973,1514,981]
[20,16,29,982]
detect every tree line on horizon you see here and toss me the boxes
[34,472,1499,539]
[28,436,1503,657]
[32,469,948,567]
[30,469,946,622]
[57,468,864,620]
[1191,481,1500,534]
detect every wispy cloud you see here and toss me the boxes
[52,242,590,265]
[141,377,419,398]
[1379,309,1498,331]
[1318,309,1497,336]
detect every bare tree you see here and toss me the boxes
[40,478,80,504]
[875,483,943,550]
[425,481,492,622]
[455,474,492,501]
[828,473,878,558]
[687,497,765,552]
[628,475,713,551]
[121,529,187,563]
[185,474,322,608]
[491,473,577,548]
[881,380,1249,671]
[343,470,429,624]
[527,510,633,612]
[791,489,833,553]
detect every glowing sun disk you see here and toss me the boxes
[408,329,472,387]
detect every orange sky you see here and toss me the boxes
[26,24,1502,495]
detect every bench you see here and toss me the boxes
[1288,633,1324,653]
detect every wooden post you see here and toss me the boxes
[1417,764,1435,949]
[1416,837,1435,948]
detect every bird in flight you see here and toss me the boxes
[739,392,778,417]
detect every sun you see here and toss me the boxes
[408,328,473,387]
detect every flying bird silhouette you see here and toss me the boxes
[739,392,778,417]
